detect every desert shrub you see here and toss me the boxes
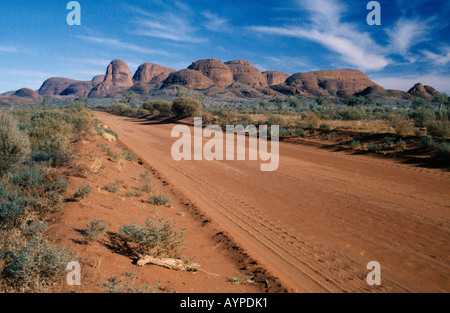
[412,107,435,127]
[102,180,122,193]
[349,139,361,149]
[142,100,171,115]
[171,97,202,117]
[118,218,185,258]
[107,103,128,114]
[339,108,364,121]
[319,123,332,132]
[218,109,239,124]
[436,142,450,159]
[266,114,286,126]
[0,235,75,292]
[122,150,139,162]
[73,183,93,202]
[100,271,163,293]
[388,114,414,135]
[366,143,383,152]
[0,114,31,177]
[148,193,171,206]
[278,128,291,137]
[31,151,52,163]
[294,129,306,137]
[81,218,108,244]
[420,137,438,150]
[300,113,320,128]
[426,118,450,139]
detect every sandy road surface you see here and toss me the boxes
[94,112,450,292]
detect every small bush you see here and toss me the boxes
[100,271,163,293]
[349,139,361,149]
[122,150,139,162]
[266,115,286,126]
[1,235,75,292]
[436,142,450,159]
[294,129,306,137]
[148,193,171,206]
[319,123,332,132]
[73,183,93,202]
[102,180,122,193]
[81,218,108,244]
[0,114,31,177]
[172,97,202,117]
[426,119,450,139]
[388,114,415,135]
[118,217,185,258]
[420,137,438,150]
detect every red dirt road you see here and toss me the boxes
[94,112,450,293]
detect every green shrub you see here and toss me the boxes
[0,114,31,177]
[436,142,450,159]
[349,139,361,149]
[420,137,438,150]
[118,217,185,258]
[1,235,75,292]
[388,114,414,135]
[73,183,93,202]
[148,193,171,206]
[426,119,450,139]
[294,129,306,137]
[102,180,122,193]
[172,97,202,117]
[266,114,286,126]
[319,123,332,131]
[122,150,139,162]
[81,218,108,244]
[100,271,163,293]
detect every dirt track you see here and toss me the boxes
[93,112,450,293]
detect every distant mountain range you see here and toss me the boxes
[0,58,439,104]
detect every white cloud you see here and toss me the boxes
[251,0,390,72]
[203,12,231,32]
[76,35,171,56]
[422,46,450,66]
[386,18,431,57]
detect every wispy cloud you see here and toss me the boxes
[386,18,432,60]
[250,0,389,72]
[130,4,207,43]
[76,35,171,56]
[203,12,231,33]
[422,46,450,66]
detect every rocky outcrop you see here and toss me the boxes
[407,83,437,100]
[133,63,175,84]
[13,88,42,99]
[187,59,234,87]
[225,60,268,87]
[38,77,80,96]
[274,69,378,97]
[60,81,96,97]
[263,71,290,86]
[88,59,133,97]
[161,69,215,90]
[92,75,105,83]
[354,85,389,98]
[387,89,411,100]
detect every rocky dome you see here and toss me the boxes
[225,60,268,87]
[263,71,290,86]
[187,59,234,88]
[133,63,175,84]
[92,75,105,83]
[354,85,389,97]
[88,60,133,97]
[407,83,437,100]
[161,69,215,90]
[13,88,42,99]
[60,81,96,97]
[283,69,378,97]
[387,89,411,99]
[38,77,80,96]
[102,59,133,87]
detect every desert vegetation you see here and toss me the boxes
[101,91,449,162]
[0,104,92,292]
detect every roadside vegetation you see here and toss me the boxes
[0,103,92,292]
[102,92,449,161]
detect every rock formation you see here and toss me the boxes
[225,60,268,87]
[161,69,215,90]
[38,77,80,96]
[187,59,234,87]
[263,71,290,86]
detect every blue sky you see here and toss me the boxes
[0,0,449,93]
